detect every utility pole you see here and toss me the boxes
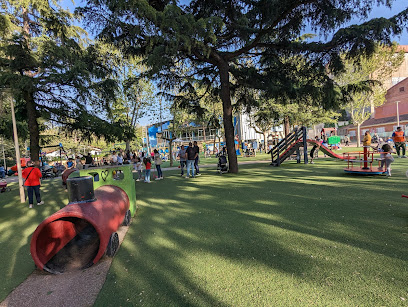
[1,137,6,169]
[10,96,25,202]
[396,101,400,127]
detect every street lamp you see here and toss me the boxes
[396,101,400,127]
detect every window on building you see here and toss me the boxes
[349,131,356,136]
[376,127,385,133]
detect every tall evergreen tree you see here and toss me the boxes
[79,0,408,172]
[0,0,125,161]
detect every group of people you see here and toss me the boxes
[133,149,163,183]
[177,141,201,178]
[311,127,408,176]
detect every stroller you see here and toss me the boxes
[0,180,10,193]
[217,154,228,174]
[41,165,56,179]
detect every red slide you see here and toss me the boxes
[306,139,346,160]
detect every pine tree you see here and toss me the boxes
[79,0,408,172]
[0,0,124,161]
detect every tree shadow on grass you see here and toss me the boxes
[95,162,408,306]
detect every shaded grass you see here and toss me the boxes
[0,179,67,301]
[95,158,408,306]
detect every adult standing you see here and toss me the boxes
[117,152,124,165]
[75,156,83,169]
[363,131,371,147]
[344,134,350,146]
[186,142,197,178]
[178,145,187,176]
[153,149,163,180]
[84,153,93,169]
[392,126,406,158]
[22,161,43,209]
[193,141,201,176]
[111,151,118,165]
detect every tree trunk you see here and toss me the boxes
[263,133,267,153]
[25,92,40,162]
[203,125,207,142]
[357,123,361,147]
[218,61,238,173]
[213,131,217,155]
[169,140,173,167]
[284,116,290,137]
[125,140,130,151]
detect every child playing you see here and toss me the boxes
[134,157,142,181]
[143,157,151,183]
[379,143,394,176]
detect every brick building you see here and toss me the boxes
[340,45,408,140]
[344,78,408,139]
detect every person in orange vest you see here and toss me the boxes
[392,126,406,158]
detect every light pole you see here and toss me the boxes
[10,96,25,202]
[1,137,6,169]
[396,101,400,127]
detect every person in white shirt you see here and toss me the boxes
[117,153,124,165]
[134,157,143,181]
[111,151,118,165]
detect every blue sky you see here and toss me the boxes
[63,0,408,44]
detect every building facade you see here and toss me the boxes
[344,78,408,139]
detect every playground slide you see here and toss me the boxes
[306,139,345,160]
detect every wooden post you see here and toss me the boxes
[303,126,308,164]
[10,97,25,203]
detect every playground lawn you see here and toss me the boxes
[96,158,408,306]
[159,152,271,169]
[0,157,407,306]
[159,146,371,169]
[0,180,67,301]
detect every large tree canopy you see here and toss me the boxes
[80,0,408,172]
[0,0,127,161]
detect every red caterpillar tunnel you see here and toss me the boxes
[30,176,131,274]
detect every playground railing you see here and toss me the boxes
[270,127,306,166]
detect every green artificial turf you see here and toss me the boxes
[160,152,271,169]
[1,157,407,306]
[95,158,408,307]
[0,179,67,301]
